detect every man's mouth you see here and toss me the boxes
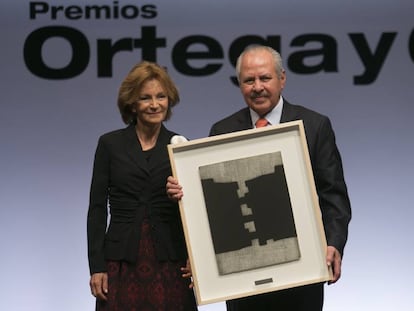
[251,92,267,100]
[252,95,267,102]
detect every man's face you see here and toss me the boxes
[239,50,286,117]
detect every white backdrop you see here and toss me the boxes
[1,0,413,310]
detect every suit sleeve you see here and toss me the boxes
[209,122,224,136]
[87,137,110,274]
[312,117,351,256]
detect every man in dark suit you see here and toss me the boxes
[167,45,351,310]
[213,44,352,311]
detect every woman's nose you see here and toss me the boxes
[149,97,159,107]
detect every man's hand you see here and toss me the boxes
[326,246,342,284]
[181,258,194,289]
[166,176,183,201]
[90,272,108,300]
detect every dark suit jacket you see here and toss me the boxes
[209,100,351,256]
[87,124,187,274]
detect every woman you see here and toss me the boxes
[87,61,197,310]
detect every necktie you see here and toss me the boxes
[255,118,268,128]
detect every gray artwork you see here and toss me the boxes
[199,152,300,275]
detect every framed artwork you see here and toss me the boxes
[168,120,332,305]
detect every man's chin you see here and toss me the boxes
[251,97,269,105]
[249,102,272,114]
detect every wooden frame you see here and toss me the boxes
[168,120,332,305]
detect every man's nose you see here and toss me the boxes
[252,79,263,91]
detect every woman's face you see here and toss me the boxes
[134,79,169,126]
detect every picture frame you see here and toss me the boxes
[168,120,332,305]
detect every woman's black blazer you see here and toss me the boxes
[87,124,187,274]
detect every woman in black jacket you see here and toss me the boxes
[87,61,197,311]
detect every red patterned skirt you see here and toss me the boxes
[96,220,197,311]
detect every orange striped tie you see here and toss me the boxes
[255,118,268,128]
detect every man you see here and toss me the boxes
[167,45,351,310]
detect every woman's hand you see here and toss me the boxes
[90,272,108,300]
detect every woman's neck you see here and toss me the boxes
[135,123,161,151]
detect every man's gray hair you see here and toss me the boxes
[236,45,285,81]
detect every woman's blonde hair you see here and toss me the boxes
[118,61,180,124]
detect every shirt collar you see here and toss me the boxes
[250,96,284,127]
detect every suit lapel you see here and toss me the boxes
[147,125,171,170]
[124,124,150,174]
[124,123,173,173]
[280,100,300,123]
[237,108,254,130]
